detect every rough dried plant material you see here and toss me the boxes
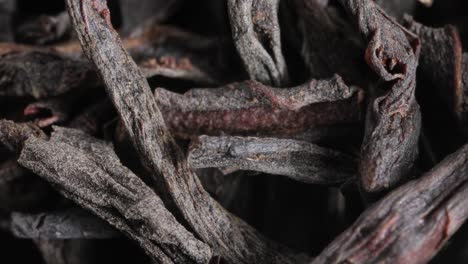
[462,55,468,134]
[228,0,288,86]
[0,51,97,99]
[18,127,212,263]
[120,0,181,36]
[0,120,46,153]
[188,136,356,184]
[403,17,468,138]
[374,0,417,20]
[66,0,308,262]
[404,16,463,114]
[313,143,468,264]
[292,0,368,86]
[16,11,72,45]
[115,102,361,144]
[11,208,118,239]
[155,75,363,138]
[338,0,422,193]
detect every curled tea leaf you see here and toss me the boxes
[188,135,356,184]
[338,0,422,193]
[19,127,212,263]
[314,143,468,264]
[155,75,363,139]
[228,0,288,86]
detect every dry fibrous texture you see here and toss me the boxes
[65,0,308,263]
[115,94,361,143]
[4,0,468,263]
[119,0,181,36]
[314,143,468,264]
[463,55,468,109]
[16,11,72,45]
[11,208,118,239]
[462,55,468,135]
[0,51,97,99]
[292,0,368,86]
[338,0,422,193]
[403,17,468,138]
[188,136,356,184]
[155,75,363,138]
[228,0,288,86]
[0,120,46,153]
[18,127,212,263]
[404,16,463,115]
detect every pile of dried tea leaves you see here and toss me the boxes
[1,0,468,263]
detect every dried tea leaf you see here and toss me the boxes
[314,143,468,264]
[0,51,97,99]
[188,135,356,184]
[19,127,212,263]
[11,208,119,239]
[155,75,363,138]
[462,55,468,135]
[65,0,309,262]
[338,0,422,193]
[0,119,46,153]
[228,0,288,86]
[404,16,463,114]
